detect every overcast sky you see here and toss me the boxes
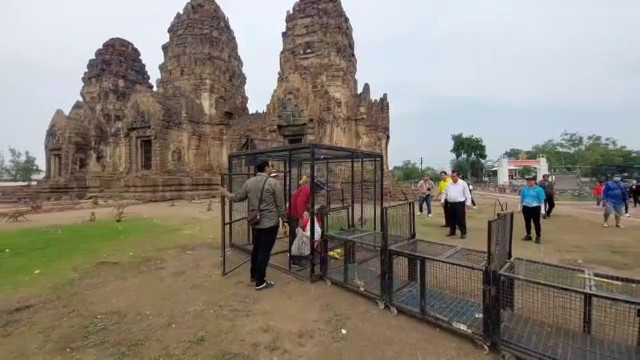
[1,0,638,169]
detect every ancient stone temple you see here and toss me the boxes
[42,0,391,200]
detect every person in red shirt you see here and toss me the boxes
[593,181,604,207]
[287,178,327,269]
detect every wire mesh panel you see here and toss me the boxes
[498,258,640,360]
[222,144,385,283]
[488,211,514,272]
[389,240,488,342]
[325,236,385,297]
[383,201,416,243]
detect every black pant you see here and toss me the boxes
[448,201,467,235]
[522,205,542,237]
[544,195,555,217]
[251,226,279,286]
[634,193,640,207]
[443,200,451,226]
[470,191,477,207]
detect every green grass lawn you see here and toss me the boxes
[0,218,193,293]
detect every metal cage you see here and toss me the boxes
[221,144,385,283]
[387,211,514,348]
[323,201,416,304]
[498,258,640,359]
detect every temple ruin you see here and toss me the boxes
[42,0,391,200]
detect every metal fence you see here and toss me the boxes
[323,201,416,305]
[498,258,640,359]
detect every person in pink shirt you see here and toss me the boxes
[417,174,435,217]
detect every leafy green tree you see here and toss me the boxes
[391,161,438,182]
[0,151,5,179]
[450,133,487,179]
[527,132,639,177]
[519,166,536,178]
[503,148,524,159]
[4,148,42,182]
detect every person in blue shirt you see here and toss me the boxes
[519,176,546,243]
[603,176,630,228]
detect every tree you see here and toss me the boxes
[450,133,487,179]
[391,161,438,182]
[3,148,42,182]
[0,150,5,179]
[503,148,524,159]
[519,166,536,178]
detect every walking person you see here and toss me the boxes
[539,174,556,219]
[286,178,327,270]
[417,174,435,217]
[467,179,477,209]
[439,171,453,228]
[518,176,546,244]
[593,181,604,207]
[222,160,288,291]
[623,182,631,217]
[441,171,472,239]
[632,181,640,208]
[602,176,629,229]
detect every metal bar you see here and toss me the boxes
[360,157,364,228]
[419,258,426,315]
[309,145,316,279]
[221,173,226,276]
[325,160,330,208]
[287,150,293,272]
[373,159,377,231]
[379,157,384,234]
[343,241,349,284]
[583,270,594,335]
[501,272,640,305]
[351,156,355,227]
[388,253,395,304]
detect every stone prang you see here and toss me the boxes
[43,0,392,200]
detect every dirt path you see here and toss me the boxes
[0,201,491,360]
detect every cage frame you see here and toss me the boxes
[323,200,417,305]
[221,143,385,283]
[497,257,640,360]
[386,210,514,349]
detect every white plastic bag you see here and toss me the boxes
[291,217,322,256]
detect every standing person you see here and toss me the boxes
[417,174,435,217]
[593,181,604,207]
[519,176,546,244]
[286,178,327,270]
[632,180,640,208]
[222,160,287,291]
[539,174,556,219]
[467,179,477,209]
[441,171,472,239]
[602,176,629,228]
[439,171,453,228]
[623,182,631,217]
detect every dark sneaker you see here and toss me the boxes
[522,235,533,241]
[543,215,548,219]
[460,234,467,240]
[255,280,275,291]
[535,237,541,244]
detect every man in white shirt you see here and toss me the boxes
[441,170,472,239]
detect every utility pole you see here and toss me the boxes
[420,157,423,174]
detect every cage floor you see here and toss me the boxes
[327,262,384,296]
[501,311,640,360]
[327,229,405,247]
[393,283,484,334]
